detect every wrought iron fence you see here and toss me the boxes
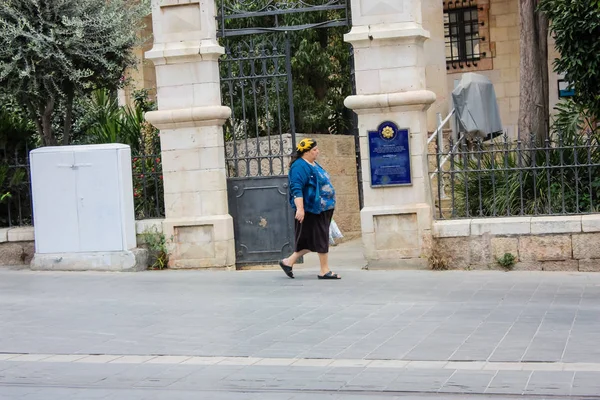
[430,130,600,219]
[0,151,165,228]
[0,150,33,227]
[132,154,165,220]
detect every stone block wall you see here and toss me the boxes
[0,220,164,267]
[434,215,600,271]
[0,227,35,266]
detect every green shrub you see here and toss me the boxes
[452,100,600,217]
[140,228,169,270]
[496,253,516,271]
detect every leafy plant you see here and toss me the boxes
[76,89,143,152]
[140,228,169,270]
[539,0,600,120]
[429,248,451,271]
[132,155,164,220]
[496,253,516,271]
[77,88,160,158]
[0,95,37,150]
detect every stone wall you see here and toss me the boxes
[0,227,35,266]
[225,134,362,240]
[434,215,600,271]
[0,220,164,267]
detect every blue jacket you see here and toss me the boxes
[288,159,322,214]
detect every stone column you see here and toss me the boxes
[144,0,234,269]
[345,0,436,269]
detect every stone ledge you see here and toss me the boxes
[31,249,148,272]
[136,219,164,235]
[582,215,600,232]
[433,220,470,237]
[471,217,531,236]
[530,216,582,234]
[0,220,164,245]
[7,227,34,242]
[0,228,8,243]
[434,215,598,238]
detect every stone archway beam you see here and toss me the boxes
[344,90,437,112]
[145,106,232,130]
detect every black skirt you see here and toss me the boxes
[294,209,334,254]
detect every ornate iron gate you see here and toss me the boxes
[217,0,351,266]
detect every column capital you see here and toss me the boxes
[349,0,423,27]
[344,24,430,47]
[145,106,231,130]
[345,90,436,114]
[145,40,224,66]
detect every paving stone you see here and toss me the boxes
[524,371,575,396]
[2,269,600,398]
[439,370,496,393]
[486,370,532,394]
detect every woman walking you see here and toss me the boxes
[279,138,341,280]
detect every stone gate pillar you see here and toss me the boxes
[345,0,436,269]
[144,0,235,269]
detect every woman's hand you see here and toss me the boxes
[295,208,305,223]
[294,197,305,223]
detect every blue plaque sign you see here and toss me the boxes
[368,122,412,187]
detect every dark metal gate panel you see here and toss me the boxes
[227,176,294,265]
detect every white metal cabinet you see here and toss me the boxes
[30,144,136,254]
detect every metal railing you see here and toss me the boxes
[430,130,600,219]
[132,154,165,220]
[0,151,165,228]
[0,150,33,227]
[428,110,457,200]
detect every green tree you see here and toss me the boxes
[0,0,149,146]
[539,0,600,119]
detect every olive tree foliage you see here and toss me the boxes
[539,0,600,121]
[0,0,149,146]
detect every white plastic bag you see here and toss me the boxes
[329,219,343,245]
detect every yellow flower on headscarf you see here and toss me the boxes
[297,138,315,152]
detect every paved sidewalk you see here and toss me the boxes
[1,265,600,399]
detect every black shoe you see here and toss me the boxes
[279,261,294,279]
